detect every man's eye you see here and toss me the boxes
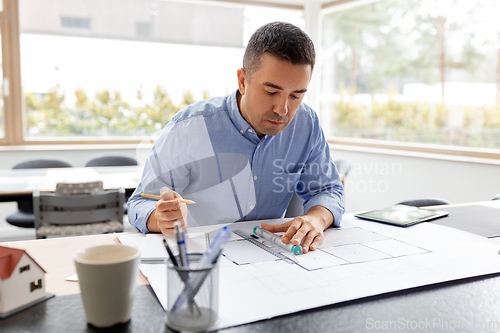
[290,94,300,100]
[266,91,277,95]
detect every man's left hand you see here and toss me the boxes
[261,206,334,254]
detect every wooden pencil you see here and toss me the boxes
[140,193,195,204]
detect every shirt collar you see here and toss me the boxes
[228,90,252,133]
[228,90,264,143]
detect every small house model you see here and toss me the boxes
[0,245,47,316]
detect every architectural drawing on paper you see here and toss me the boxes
[223,227,430,271]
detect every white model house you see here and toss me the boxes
[0,246,46,315]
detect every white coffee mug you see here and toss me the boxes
[73,244,140,328]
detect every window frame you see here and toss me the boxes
[0,0,498,162]
[328,137,500,160]
[0,0,23,146]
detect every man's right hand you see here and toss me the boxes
[146,187,187,236]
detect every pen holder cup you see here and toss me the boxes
[166,253,219,331]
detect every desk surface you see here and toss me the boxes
[0,166,142,201]
[1,201,500,332]
[2,276,500,333]
[1,233,149,296]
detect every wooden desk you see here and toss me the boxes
[0,166,142,202]
[0,233,149,296]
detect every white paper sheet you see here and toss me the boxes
[118,215,500,332]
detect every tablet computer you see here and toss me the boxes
[354,204,449,227]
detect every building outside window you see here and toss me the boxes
[60,16,90,30]
[18,0,302,140]
[136,22,151,39]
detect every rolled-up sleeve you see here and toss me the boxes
[127,122,178,233]
[127,183,157,233]
[127,113,213,233]
[127,136,183,233]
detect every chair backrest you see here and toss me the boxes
[13,158,75,213]
[13,157,74,169]
[333,159,352,178]
[284,159,352,218]
[85,154,138,167]
[397,198,451,207]
[284,192,304,218]
[56,181,104,195]
[33,186,125,230]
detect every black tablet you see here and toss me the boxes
[354,204,449,227]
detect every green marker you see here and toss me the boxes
[253,226,302,255]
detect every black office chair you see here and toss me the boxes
[333,158,352,179]
[285,192,304,218]
[492,194,500,201]
[85,154,138,167]
[397,198,451,208]
[6,157,75,228]
[285,159,352,218]
[84,154,138,214]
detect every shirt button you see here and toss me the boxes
[248,129,253,133]
[253,175,258,181]
[250,205,254,209]
[240,129,244,134]
[257,145,260,148]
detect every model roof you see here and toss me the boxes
[0,246,46,280]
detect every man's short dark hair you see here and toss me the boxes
[243,22,316,78]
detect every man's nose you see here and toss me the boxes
[273,97,288,116]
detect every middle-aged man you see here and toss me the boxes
[128,21,345,254]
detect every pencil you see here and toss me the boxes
[140,193,196,204]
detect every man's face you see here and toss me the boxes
[237,53,312,138]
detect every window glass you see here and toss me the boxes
[60,17,91,30]
[19,0,302,138]
[0,30,3,139]
[321,0,500,150]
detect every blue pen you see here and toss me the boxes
[174,222,189,267]
[171,226,232,312]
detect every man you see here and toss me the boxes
[128,22,344,254]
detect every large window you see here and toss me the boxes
[1,0,498,160]
[320,0,500,151]
[0,30,4,139]
[18,0,302,141]
[0,1,5,140]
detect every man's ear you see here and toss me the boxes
[237,68,247,95]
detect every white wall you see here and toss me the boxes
[330,145,500,213]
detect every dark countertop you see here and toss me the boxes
[2,274,500,333]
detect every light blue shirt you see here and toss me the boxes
[128,90,344,233]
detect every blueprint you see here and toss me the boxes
[223,226,430,271]
[119,214,500,332]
